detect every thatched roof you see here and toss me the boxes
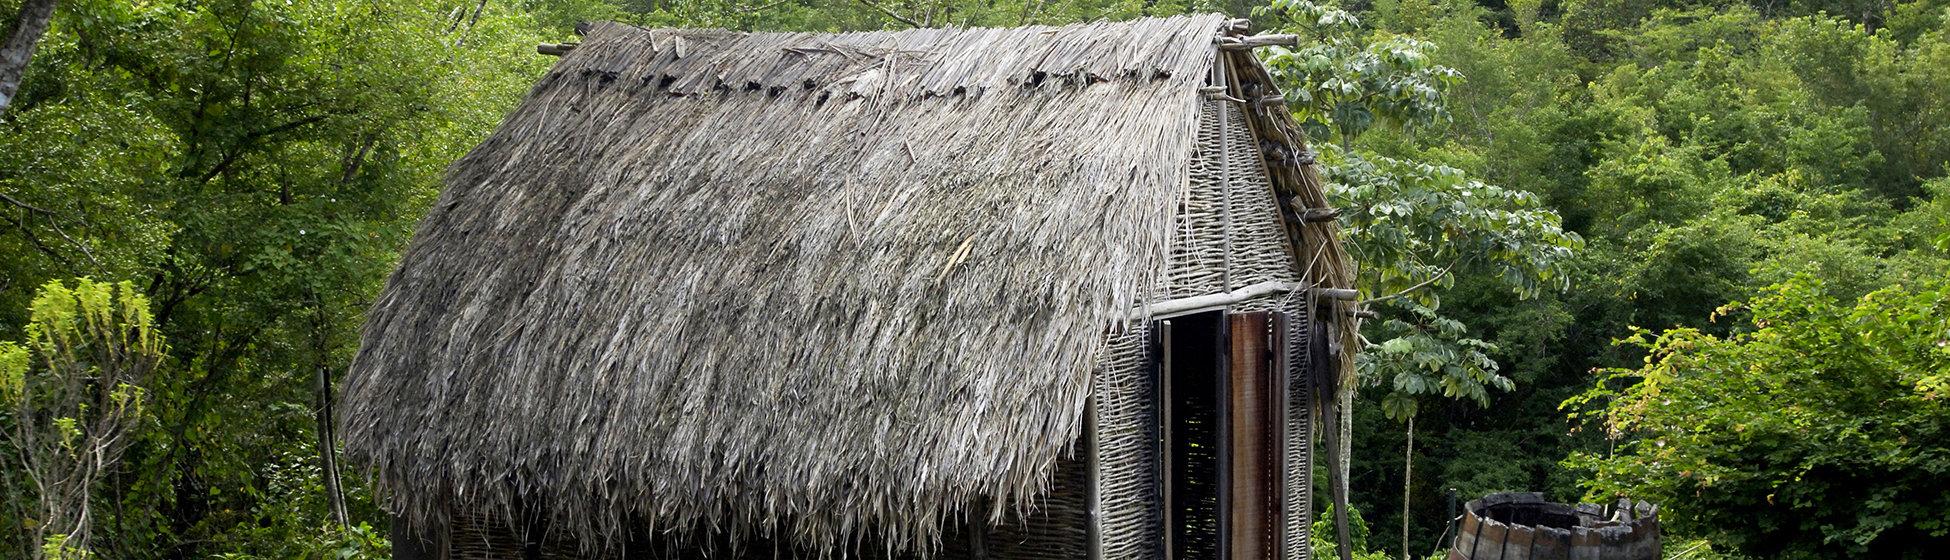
[341,14,1349,553]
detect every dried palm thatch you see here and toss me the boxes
[340,14,1352,556]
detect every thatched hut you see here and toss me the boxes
[340,14,1357,560]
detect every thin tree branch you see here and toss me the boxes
[444,5,466,35]
[735,0,794,13]
[195,113,333,184]
[448,0,488,49]
[1017,0,1047,25]
[2,191,106,273]
[0,210,69,266]
[39,214,105,274]
[0,190,72,220]
[856,0,923,28]
[1359,258,1460,306]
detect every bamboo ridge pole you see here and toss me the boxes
[1141,281,1307,317]
[1216,34,1301,50]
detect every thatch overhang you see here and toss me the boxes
[340,14,1354,555]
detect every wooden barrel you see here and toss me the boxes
[1448,493,1659,560]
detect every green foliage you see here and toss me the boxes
[1,0,553,555]
[1662,536,1757,560]
[1328,151,1581,304]
[2,279,165,557]
[16,279,162,380]
[1254,1,1580,432]
[1364,299,1511,420]
[1564,276,1950,559]
[0,343,23,404]
[38,535,89,560]
[1329,0,1950,557]
[212,522,391,560]
[1311,503,1395,560]
[1258,0,1464,146]
[1319,148,1578,421]
[0,0,1945,556]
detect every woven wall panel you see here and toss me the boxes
[1095,328,1157,560]
[1282,298,1314,560]
[1168,100,1301,304]
[990,453,1091,560]
[447,507,588,560]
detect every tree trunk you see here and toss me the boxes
[1402,415,1413,560]
[316,365,348,528]
[0,0,60,116]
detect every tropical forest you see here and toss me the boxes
[0,0,1944,558]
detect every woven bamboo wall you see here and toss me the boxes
[915,448,1089,560]
[445,507,582,559]
[1163,100,1300,304]
[1281,296,1315,560]
[1094,327,1159,560]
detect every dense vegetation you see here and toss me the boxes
[0,0,1943,558]
[1566,278,1949,558]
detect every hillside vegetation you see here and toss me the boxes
[0,0,1943,558]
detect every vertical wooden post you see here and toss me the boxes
[1273,311,1292,560]
[1159,320,1175,560]
[1087,391,1102,560]
[969,498,991,560]
[1228,312,1277,560]
[1218,315,1233,560]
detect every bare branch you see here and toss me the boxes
[39,214,106,274]
[454,0,488,48]
[856,0,924,28]
[195,113,333,184]
[1359,258,1460,306]
[2,191,106,273]
[735,0,795,13]
[0,190,73,220]
[1,207,74,267]
[1017,0,1047,25]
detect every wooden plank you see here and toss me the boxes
[1568,527,1601,560]
[1456,510,1481,559]
[1216,34,1302,50]
[1228,312,1275,560]
[1503,524,1536,560]
[1478,520,1509,560]
[1218,312,1232,560]
[1531,528,1571,560]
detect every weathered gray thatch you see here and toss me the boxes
[341,14,1350,555]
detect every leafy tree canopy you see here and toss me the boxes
[1565,276,1950,559]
